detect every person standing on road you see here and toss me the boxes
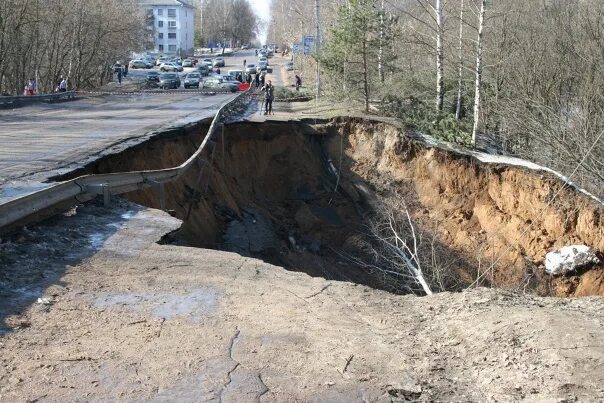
[124,63,129,77]
[261,80,274,115]
[295,75,302,91]
[243,59,247,67]
[117,68,122,84]
[59,77,67,92]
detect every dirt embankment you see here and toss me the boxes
[64,117,604,296]
[326,119,604,296]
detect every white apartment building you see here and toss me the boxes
[138,0,195,56]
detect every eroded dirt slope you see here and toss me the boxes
[325,119,604,296]
[1,202,603,402]
[48,117,604,296]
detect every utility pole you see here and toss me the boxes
[315,0,321,102]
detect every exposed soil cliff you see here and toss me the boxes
[61,118,604,296]
[326,119,604,296]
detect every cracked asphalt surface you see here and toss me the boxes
[1,200,603,401]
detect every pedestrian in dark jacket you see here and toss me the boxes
[261,80,275,115]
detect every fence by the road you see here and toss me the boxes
[0,91,76,108]
[0,88,254,232]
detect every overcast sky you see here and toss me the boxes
[249,0,271,43]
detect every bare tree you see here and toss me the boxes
[435,0,444,112]
[455,0,465,120]
[471,0,486,147]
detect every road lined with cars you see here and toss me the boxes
[123,49,286,93]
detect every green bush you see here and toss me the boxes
[381,95,472,147]
[274,86,312,100]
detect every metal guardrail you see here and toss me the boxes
[0,91,76,108]
[0,89,253,231]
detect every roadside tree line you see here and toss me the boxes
[271,0,604,200]
[197,0,258,48]
[0,0,145,95]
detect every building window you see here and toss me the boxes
[167,9,176,17]
[159,44,164,52]
[168,21,176,28]
[168,45,177,52]
[157,8,163,16]
[158,33,164,39]
[158,20,164,28]
[168,33,176,39]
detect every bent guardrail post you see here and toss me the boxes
[0,89,251,233]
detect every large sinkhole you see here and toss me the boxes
[58,118,604,297]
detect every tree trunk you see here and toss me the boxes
[435,0,444,112]
[455,0,464,120]
[378,0,385,83]
[363,34,369,112]
[471,0,487,147]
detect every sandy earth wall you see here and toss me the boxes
[328,119,604,296]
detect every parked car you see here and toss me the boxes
[257,60,268,72]
[183,72,202,88]
[197,64,210,76]
[285,61,295,71]
[203,77,238,92]
[213,57,225,67]
[160,62,183,72]
[129,59,152,69]
[146,71,160,82]
[228,70,244,82]
[241,44,249,50]
[159,73,181,89]
[202,58,213,67]
[170,58,183,65]
[245,64,256,75]
[182,59,194,68]
[258,56,268,65]
[222,75,238,83]
[156,57,169,66]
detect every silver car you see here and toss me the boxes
[256,61,268,72]
[203,77,238,92]
[245,64,256,75]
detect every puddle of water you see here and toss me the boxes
[94,288,221,320]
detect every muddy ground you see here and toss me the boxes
[1,200,604,402]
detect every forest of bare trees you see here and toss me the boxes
[197,0,258,47]
[0,0,145,95]
[270,0,604,199]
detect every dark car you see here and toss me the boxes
[159,73,181,89]
[197,64,210,76]
[183,72,202,89]
[146,71,160,82]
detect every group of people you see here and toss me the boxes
[23,76,67,96]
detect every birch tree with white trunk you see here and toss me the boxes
[471,0,487,147]
[455,0,465,120]
[435,0,445,111]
